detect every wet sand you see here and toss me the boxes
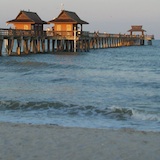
[0,122,159,160]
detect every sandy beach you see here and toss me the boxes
[0,122,159,160]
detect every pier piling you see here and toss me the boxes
[0,38,3,56]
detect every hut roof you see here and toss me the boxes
[7,10,47,24]
[49,10,89,24]
[128,25,146,32]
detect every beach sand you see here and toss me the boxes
[0,122,159,160]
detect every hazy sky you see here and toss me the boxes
[1,0,160,38]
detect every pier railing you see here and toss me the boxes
[144,35,154,40]
[46,31,74,38]
[0,28,47,37]
[88,32,149,39]
[0,28,83,39]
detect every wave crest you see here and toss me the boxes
[109,106,160,122]
[0,101,159,122]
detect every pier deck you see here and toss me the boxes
[0,28,154,56]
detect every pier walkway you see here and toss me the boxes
[0,28,154,56]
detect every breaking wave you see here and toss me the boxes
[108,106,160,122]
[0,100,159,123]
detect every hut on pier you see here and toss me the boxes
[6,10,47,35]
[128,25,146,36]
[49,10,89,36]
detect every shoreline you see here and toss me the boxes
[0,122,159,160]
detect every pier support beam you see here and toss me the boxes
[47,39,50,53]
[16,38,22,55]
[69,40,74,52]
[37,39,41,53]
[8,38,14,55]
[74,27,77,52]
[57,40,61,52]
[0,39,3,56]
[140,39,144,45]
[42,39,45,53]
[148,40,152,45]
[52,39,55,53]
[23,39,29,54]
[33,39,37,53]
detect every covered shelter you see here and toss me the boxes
[6,10,47,35]
[128,25,146,36]
[49,10,89,35]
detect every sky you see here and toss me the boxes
[1,0,160,39]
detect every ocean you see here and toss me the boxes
[0,40,160,131]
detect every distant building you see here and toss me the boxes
[6,10,47,34]
[128,25,146,36]
[49,10,88,36]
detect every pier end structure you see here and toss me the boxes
[128,25,146,36]
[128,25,154,45]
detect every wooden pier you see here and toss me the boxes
[0,10,154,56]
[0,28,154,56]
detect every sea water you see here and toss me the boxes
[0,41,160,131]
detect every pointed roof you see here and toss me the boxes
[7,10,47,24]
[128,25,146,32]
[49,10,89,24]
